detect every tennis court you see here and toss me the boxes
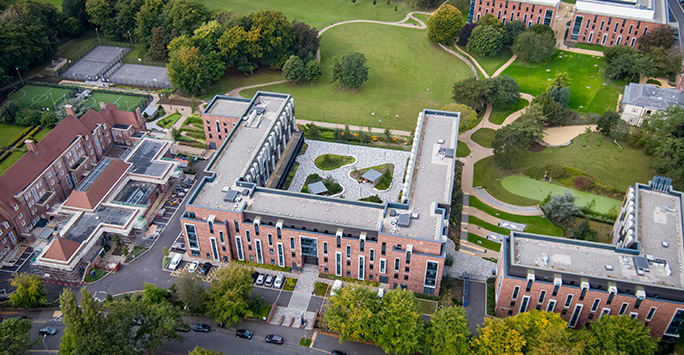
[62,46,130,81]
[108,64,171,88]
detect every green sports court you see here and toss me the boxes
[7,84,148,112]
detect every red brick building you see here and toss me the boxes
[181,92,460,295]
[201,95,252,149]
[567,0,671,47]
[0,103,146,263]
[471,0,560,27]
[495,177,684,341]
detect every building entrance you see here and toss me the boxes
[300,237,318,265]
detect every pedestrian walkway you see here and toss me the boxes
[296,119,412,136]
[268,264,318,331]
[472,188,542,215]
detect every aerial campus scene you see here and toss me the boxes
[1,0,684,354]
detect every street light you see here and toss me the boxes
[15,67,23,86]
[152,78,157,89]
[95,28,101,45]
[145,80,150,92]
[127,30,133,48]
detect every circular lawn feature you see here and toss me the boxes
[314,154,356,171]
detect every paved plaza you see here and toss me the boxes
[289,140,410,203]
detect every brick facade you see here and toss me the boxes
[567,13,666,47]
[202,113,240,149]
[473,0,558,27]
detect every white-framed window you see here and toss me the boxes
[369,249,374,262]
[346,245,351,258]
[569,304,584,328]
[564,294,574,308]
[358,256,365,280]
[379,259,386,274]
[600,308,611,319]
[619,302,629,315]
[394,258,400,272]
[290,237,295,250]
[255,239,263,264]
[512,286,520,300]
[538,290,546,303]
[235,236,244,261]
[277,243,284,267]
[268,233,273,247]
[323,242,328,255]
[210,238,219,261]
[13,205,18,211]
[1,221,9,229]
[335,252,342,276]
[630,312,639,319]
[520,296,530,313]
[547,300,557,312]
[646,307,657,321]
[591,298,601,312]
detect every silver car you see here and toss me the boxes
[264,274,274,287]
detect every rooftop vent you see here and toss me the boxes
[397,213,411,228]
[605,265,614,271]
[389,210,397,217]
[437,139,444,144]
[223,189,239,202]
[662,241,669,248]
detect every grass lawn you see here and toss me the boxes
[469,216,511,235]
[574,43,605,51]
[416,298,438,314]
[84,268,108,283]
[88,92,148,112]
[489,97,529,125]
[299,337,313,347]
[471,128,496,148]
[283,278,298,291]
[0,124,29,147]
[501,50,624,114]
[469,196,563,236]
[0,150,26,176]
[197,0,414,29]
[202,68,285,100]
[467,233,501,252]
[8,0,62,10]
[8,85,75,110]
[32,127,51,142]
[457,141,470,157]
[465,47,513,76]
[473,156,539,206]
[242,23,473,131]
[501,175,622,213]
[313,281,329,297]
[158,113,182,128]
[314,154,355,170]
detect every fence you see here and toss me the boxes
[55,41,97,76]
[104,77,172,89]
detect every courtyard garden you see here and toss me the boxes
[501,50,624,114]
[301,173,343,195]
[242,22,474,131]
[350,163,394,190]
[314,154,355,170]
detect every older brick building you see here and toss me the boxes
[181,92,460,295]
[470,0,560,27]
[0,103,147,263]
[496,177,684,340]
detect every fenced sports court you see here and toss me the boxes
[62,46,130,82]
[7,84,150,112]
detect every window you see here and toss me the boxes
[564,295,574,308]
[619,303,628,315]
[268,234,273,246]
[246,230,251,243]
[666,310,684,336]
[424,261,439,288]
[571,16,583,39]
[346,245,351,258]
[335,252,342,276]
[256,239,263,264]
[381,242,386,255]
[646,307,657,321]
[394,258,400,272]
[360,239,364,252]
[185,224,199,250]
[358,256,365,280]
[512,286,520,300]
[569,304,584,328]
[607,289,616,305]
[277,243,284,267]
[380,259,386,273]
[630,312,639,319]
[600,308,611,319]
[591,298,601,312]
[323,242,328,255]
[235,236,244,261]
[520,296,530,313]
[601,33,608,45]
[277,226,282,239]
[254,223,259,236]
[538,290,546,303]
[369,249,374,262]
[290,237,295,250]
[234,220,239,232]
[336,235,341,248]
[219,231,225,244]
[208,220,214,233]
[547,300,556,312]
[210,238,219,261]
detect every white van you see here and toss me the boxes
[168,254,182,270]
[274,272,285,289]
[330,280,343,296]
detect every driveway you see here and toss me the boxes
[669,0,684,55]
[464,280,487,334]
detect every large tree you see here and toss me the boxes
[466,25,503,56]
[337,52,369,90]
[217,24,262,74]
[248,10,295,68]
[85,0,115,36]
[488,75,520,109]
[0,317,31,355]
[637,25,675,52]
[543,192,580,224]
[149,26,168,60]
[513,29,556,63]
[113,0,144,40]
[176,273,207,313]
[375,289,424,355]
[9,272,46,308]
[492,104,544,167]
[452,77,490,111]
[304,59,322,83]
[457,22,477,46]
[62,0,88,25]
[604,45,655,82]
[424,306,470,355]
[472,317,525,355]
[585,316,657,355]
[441,103,478,132]
[502,20,525,46]
[167,44,224,95]
[292,20,319,62]
[427,4,464,44]
[134,0,165,43]
[597,111,620,136]
[324,285,380,342]
[206,263,254,327]
[646,46,683,78]
[282,55,305,83]
[640,107,684,186]
[189,347,222,355]
[164,0,210,36]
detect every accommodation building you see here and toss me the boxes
[0,103,146,264]
[495,176,684,340]
[620,83,684,126]
[180,92,460,295]
[470,0,560,27]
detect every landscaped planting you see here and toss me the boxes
[350,163,394,190]
[301,173,343,195]
[314,154,355,170]
[157,113,181,129]
[489,97,529,125]
[469,196,563,236]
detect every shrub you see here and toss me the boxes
[573,176,594,190]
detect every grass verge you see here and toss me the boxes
[158,113,181,128]
[467,233,501,252]
[457,141,470,157]
[469,196,563,236]
[489,97,529,125]
[471,128,496,148]
[468,216,510,235]
[84,268,108,283]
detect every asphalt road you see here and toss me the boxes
[669,0,684,55]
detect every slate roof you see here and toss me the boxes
[308,181,328,195]
[622,83,684,111]
[361,169,383,183]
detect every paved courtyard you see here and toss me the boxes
[290,140,410,203]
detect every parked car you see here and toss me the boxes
[171,242,186,251]
[264,274,274,287]
[192,323,210,332]
[264,334,284,344]
[255,274,265,286]
[330,280,343,296]
[199,262,212,275]
[251,271,260,282]
[39,327,57,336]
[236,329,253,339]
[273,273,285,289]
[188,261,199,273]
[168,254,182,271]
[331,351,347,355]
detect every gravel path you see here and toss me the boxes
[290,140,410,203]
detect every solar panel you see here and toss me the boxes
[76,158,113,191]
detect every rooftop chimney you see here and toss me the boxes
[65,104,75,117]
[25,139,37,153]
[99,102,107,111]
[135,107,143,126]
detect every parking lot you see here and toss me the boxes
[141,176,195,249]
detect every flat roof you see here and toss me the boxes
[124,139,173,177]
[111,180,157,206]
[204,96,251,117]
[193,94,288,208]
[62,206,135,243]
[76,158,113,191]
[575,0,668,23]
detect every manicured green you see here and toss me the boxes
[84,268,108,283]
[416,298,437,315]
[243,23,474,131]
[465,47,513,76]
[32,127,51,142]
[88,92,148,112]
[574,43,605,51]
[471,128,496,148]
[299,337,312,347]
[313,281,328,297]
[0,150,26,176]
[489,97,529,125]
[314,154,355,170]
[467,233,501,252]
[197,0,413,29]
[457,141,470,157]
[158,113,182,129]
[473,156,539,206]
[202,69,285,100]
[283,278,298,291]
[233,259,292,272]
[8,85,75,110]
[469,196,563,236]
[0,124,29,147]
[468,216,510,235]
[501,175,622,213]
[501,50,624,114]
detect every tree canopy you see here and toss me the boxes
[427,4,464,44]
[452,77,490,111]
[639,106,684,187]
[0,317,31,355]
[466,25,503,56]
[489,75,520,109]
[282,55,306,83]
[492,104,544,167]
[603,45,655,82]
[513,28,556,63]
[206,263,254,326]
[324,285,380,342]
[441,103,478,132]
[637,26,675,52]
[543,192,580,224]
[9,272,46,308]
[585,315,657,355]
[424,306,470,355]
[334,52,370,90]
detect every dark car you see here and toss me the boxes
[265,334,284,344]
[331,351,347,355]
[192,323,210,332]
[199,262,212,275]
[236,329,253,339]
[39,327,58,336]
[251,271,260,282]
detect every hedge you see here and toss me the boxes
[6,125,34,148]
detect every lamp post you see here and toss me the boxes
[152,78,157,89]
[15,67,23,86]
[145,80,150,92]
[95,28,101,44]
[127,30,133,48]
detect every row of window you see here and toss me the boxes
[476,9,552,27]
